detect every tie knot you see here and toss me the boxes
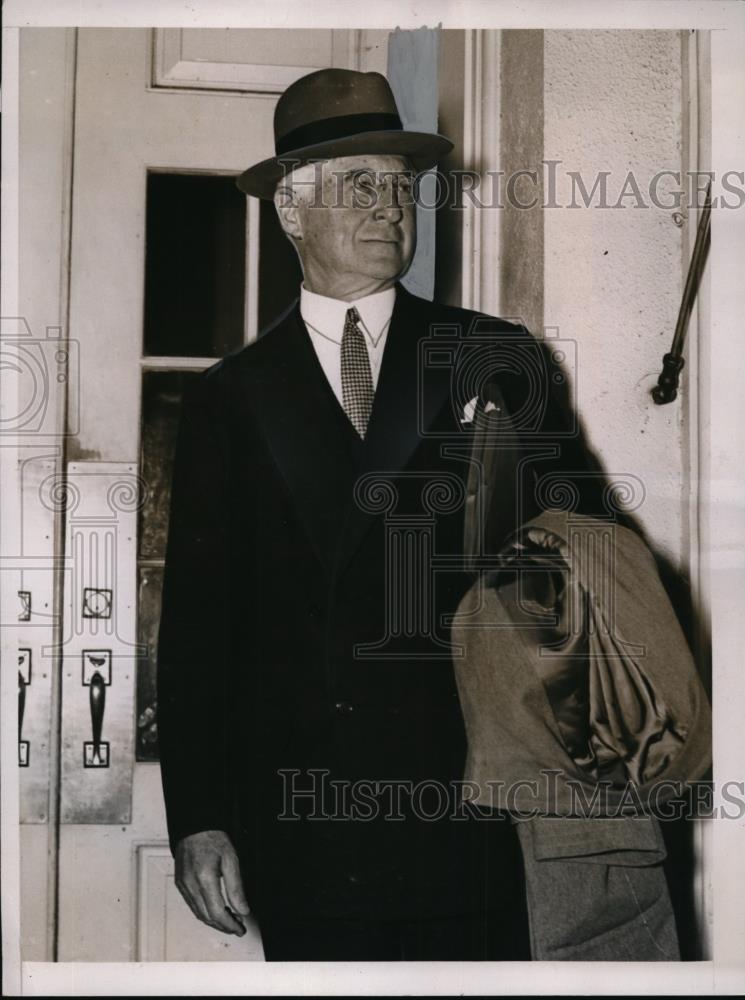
[346,306,361,327]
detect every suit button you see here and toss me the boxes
[308,603,323,618]
[335,701,354,716]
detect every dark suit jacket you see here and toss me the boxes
[156,283,598,928]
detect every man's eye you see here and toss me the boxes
[348,173,376,207]
[396,178,415,204]
[351,172,374,189]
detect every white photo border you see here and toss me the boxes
[2,1,744,995]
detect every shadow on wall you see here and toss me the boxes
[545,343,710,688]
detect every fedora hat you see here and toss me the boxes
[236,67,453,200]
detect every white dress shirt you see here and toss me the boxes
[299,283,395,410]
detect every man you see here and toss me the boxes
[157,67,589,961]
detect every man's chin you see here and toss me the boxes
[360,243,409,262]
[357,256,414,284]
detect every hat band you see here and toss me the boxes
[275,112,403,157]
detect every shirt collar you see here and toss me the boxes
[300,283,396,346]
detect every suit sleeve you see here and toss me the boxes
[156,371,233,855]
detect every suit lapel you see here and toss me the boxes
[335,285,456,574]
[236,287,459,579]
[236,301,360,574]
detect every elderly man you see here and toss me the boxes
[157,67,584,961]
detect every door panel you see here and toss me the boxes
[136,845,264,961]
[153,28,360,93]
[58,462,138,825]
[17,453,57,824]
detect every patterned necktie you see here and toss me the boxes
[341,306,374,438]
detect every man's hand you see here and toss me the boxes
[175,830,250,935]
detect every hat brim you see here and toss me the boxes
[236,130,453,200]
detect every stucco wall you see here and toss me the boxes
[543,30,686,568]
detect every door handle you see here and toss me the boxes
[19,671,26,731]
[90,671,106,761]
[18,650,31,767]
[19,670,29,766]
[84,667,110,768]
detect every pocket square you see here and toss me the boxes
[460,396,499,423]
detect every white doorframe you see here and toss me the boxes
[683,26,713,958]
[10,26,80,964]
[460,29,502,315]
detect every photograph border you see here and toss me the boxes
[2,1,744,995]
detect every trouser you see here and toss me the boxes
[258,907,531,961]
[515,818,681,961]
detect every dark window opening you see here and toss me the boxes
[144,172,246,357]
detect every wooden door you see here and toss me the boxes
[52,26,387,962]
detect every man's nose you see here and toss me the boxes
[372,182,405,219]
[373,200,403,222]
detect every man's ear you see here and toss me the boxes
[274,186,304,241]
